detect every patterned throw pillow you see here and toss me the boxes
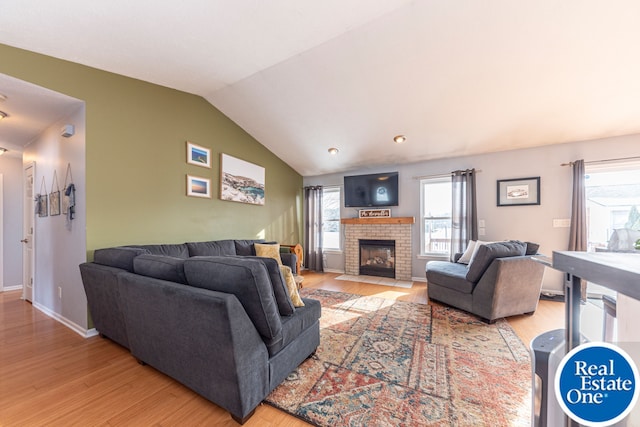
[254,243,283,266]
[279,265,305,307]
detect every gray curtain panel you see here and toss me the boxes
[450,169,478,262]
[568,159,587,252]
[304,186,324,272]
[568,159,587,300]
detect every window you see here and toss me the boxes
[322,186,341,250]
[420,177,452,255]
[585,163,640,251]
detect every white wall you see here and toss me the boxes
[22,105,87,332]
[304,133,640,293]
[0,155,24,289]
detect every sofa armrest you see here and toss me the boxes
[117,272,269,421]
[280,252,298,274]
[471,256,545,321]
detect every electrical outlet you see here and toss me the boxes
[478,219,486,228]
[58,286,62,299]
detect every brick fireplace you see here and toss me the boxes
[341,217,414,281]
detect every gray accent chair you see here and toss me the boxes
[80,240,319,424]
[426,240,545,323]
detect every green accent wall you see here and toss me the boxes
[0,43,303,251]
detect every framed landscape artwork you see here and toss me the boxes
[186,141,211,168]
[497,177,540,206]
[220,153,265,205]
[186,175,211,198]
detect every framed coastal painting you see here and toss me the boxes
[186,141,211,168]
[497,177,540,206]
[220,153,265,205]
[186,175,211,198]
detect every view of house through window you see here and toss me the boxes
[420,177,452,255]
[322,186,341,250]
[586,163,640,252]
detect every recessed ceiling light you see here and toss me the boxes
[328,147,339,155]
[0,111,7,120]
[393,135,406,144]
[0,148,7,155]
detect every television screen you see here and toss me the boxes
[344,172,399,207]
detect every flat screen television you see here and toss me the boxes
[344,172,399,207]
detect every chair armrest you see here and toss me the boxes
[472,256,545,321]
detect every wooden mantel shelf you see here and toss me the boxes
[341,217,415,225]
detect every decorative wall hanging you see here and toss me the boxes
[186,141,211,168]
[37,176,48,217]
[186,175,211,198]
[63,163,76,221]
[49,170,61,216]
[220,153,265,205]
[497,176,540,206]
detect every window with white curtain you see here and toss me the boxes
[322,186,341,250]
[420,177,452,255]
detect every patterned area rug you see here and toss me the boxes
[265,288,532,426]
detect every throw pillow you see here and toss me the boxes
[280,265,305,307]
[525,241,540,255]
[457,240,478,264]
[254,243,283,266]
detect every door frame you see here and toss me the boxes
[23,162,35,302]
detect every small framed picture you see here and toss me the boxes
[186,175,211,198]
[497,177,540,206]
[186,141,211,168]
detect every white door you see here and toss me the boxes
[22,163,35,302]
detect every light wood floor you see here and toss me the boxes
[0,272,565,426]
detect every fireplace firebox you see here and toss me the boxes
[359,239,395,278]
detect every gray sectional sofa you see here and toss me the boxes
[79,239,320,424]
[426,240,545,323]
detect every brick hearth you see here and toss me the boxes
[341,217,414,281]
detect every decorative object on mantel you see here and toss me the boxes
[49,170,61,216]
[36,176,48,217]
[63,163,76,221]
[497,176,540,206]
[220,153,265,205]
[358,208,391,218]
[341,216,415,225]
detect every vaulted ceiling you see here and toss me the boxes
[1,1,639,175]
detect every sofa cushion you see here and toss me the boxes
[133,254,187,284]
[234,239,265,256]
[264,297,321,356]
[183,256,282,340]
[93,247,151,272]
[466,240,526,283]
[129,244,189,258]
[186,240,237,257]
[426,261,476,294]
[245,256,296,316]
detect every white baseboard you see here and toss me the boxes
[412,276,427,283]
[32,301,98,338]
[323,268,345,274]
[1,285,23,292]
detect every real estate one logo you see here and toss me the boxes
[554,342,639,426]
